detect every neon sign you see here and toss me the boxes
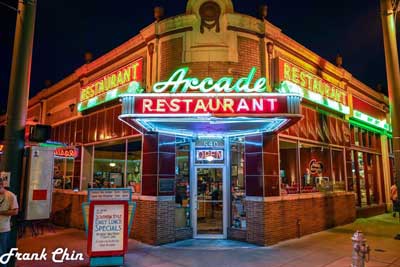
[54,148,78,158]
[196,150,224,161]
[353,110,391,132]
[78,58,143,111]
[277,80,350,115]
[153,67,267,93]
[132,93,287,116]
[276,58,347,105]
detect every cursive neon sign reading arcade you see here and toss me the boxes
[153,67,267,93]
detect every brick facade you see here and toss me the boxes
[241,193,356,246]
[160,36,262,81]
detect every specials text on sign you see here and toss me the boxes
[88,201,128,257]
[276,58,346,105]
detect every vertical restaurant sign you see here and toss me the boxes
[276,58,347,105]
[78,58,143,111]
[88,201,128,257]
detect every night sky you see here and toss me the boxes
[0,0,398,114]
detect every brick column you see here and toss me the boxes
[133,133,176,245]
[263,134,280,197]
[244,133,280,245]
[244,134,265,244]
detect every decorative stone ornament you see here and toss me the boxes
[259,4,268,20]
[154,6,164,22]
[199,1,221,33]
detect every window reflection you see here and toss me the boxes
[230,137,246,229]
[175,138,190,228]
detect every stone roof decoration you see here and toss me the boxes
[199,1,221,33]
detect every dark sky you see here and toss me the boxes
[0,0,398,113]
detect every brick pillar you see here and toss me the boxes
[244,133,280,245]
[263,134,280,197]
[244,134,265,244]
[134,133,176,245]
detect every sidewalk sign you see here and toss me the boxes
[82,188,136,266]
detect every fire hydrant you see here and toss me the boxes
[351,230,370,267]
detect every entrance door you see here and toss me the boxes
[194,167,226,238]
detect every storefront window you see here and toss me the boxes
[230,137,246,229]
[366,154,378,205]
[357,151,368,206]
[82,146,93,190]
[175,138,190,228]
[126,139,142,194]
[299,143,331,193]
[331,149,345,191]
[279,140,299,194]
[53,157,74,189]
[93,140,126,188]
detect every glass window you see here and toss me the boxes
[331,149,346,191]
[299,143,331,193]
[93,140,126,188]
[357,151,368,206]
[279,140,299,195]
[126,139,142,194]
[175,138,190,228]
[82,146,93,190]
[354,127,359,146]
[366,153,378,205]
[230,137,246,229]
[53,157,74,189]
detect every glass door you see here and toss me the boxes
[194,166,226,238]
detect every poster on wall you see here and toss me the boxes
[88,201,128,257]
[25,146,55,220]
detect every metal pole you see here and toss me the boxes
[1,0,37,263]
[380,0,400,223]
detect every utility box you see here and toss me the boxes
[24,146,55,220]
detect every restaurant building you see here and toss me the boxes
[0,0,394,246]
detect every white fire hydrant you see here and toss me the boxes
[351,230,370,267]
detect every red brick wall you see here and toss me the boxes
[131,199,158,244]
[159,37,262,81]
[245,193,356,246]
[51,191,87,229]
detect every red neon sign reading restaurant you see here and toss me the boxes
[133,94,288,116]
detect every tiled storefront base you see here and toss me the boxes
[356,204,386,218]
[244,192,357,246]
[52,191,357,246]
[51,191,180,245]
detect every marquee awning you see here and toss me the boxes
[118,93,302,137]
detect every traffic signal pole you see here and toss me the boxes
[380,0,400,224]
[1,0,37,263]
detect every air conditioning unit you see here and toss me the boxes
[28,124,51,142]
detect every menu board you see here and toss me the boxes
[88,201,128,257]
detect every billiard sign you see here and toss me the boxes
[54,147,79,158]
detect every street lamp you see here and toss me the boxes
[380,0,400,240]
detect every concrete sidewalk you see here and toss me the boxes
[15,213,400,267]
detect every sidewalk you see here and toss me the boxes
[15,213,400,267]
